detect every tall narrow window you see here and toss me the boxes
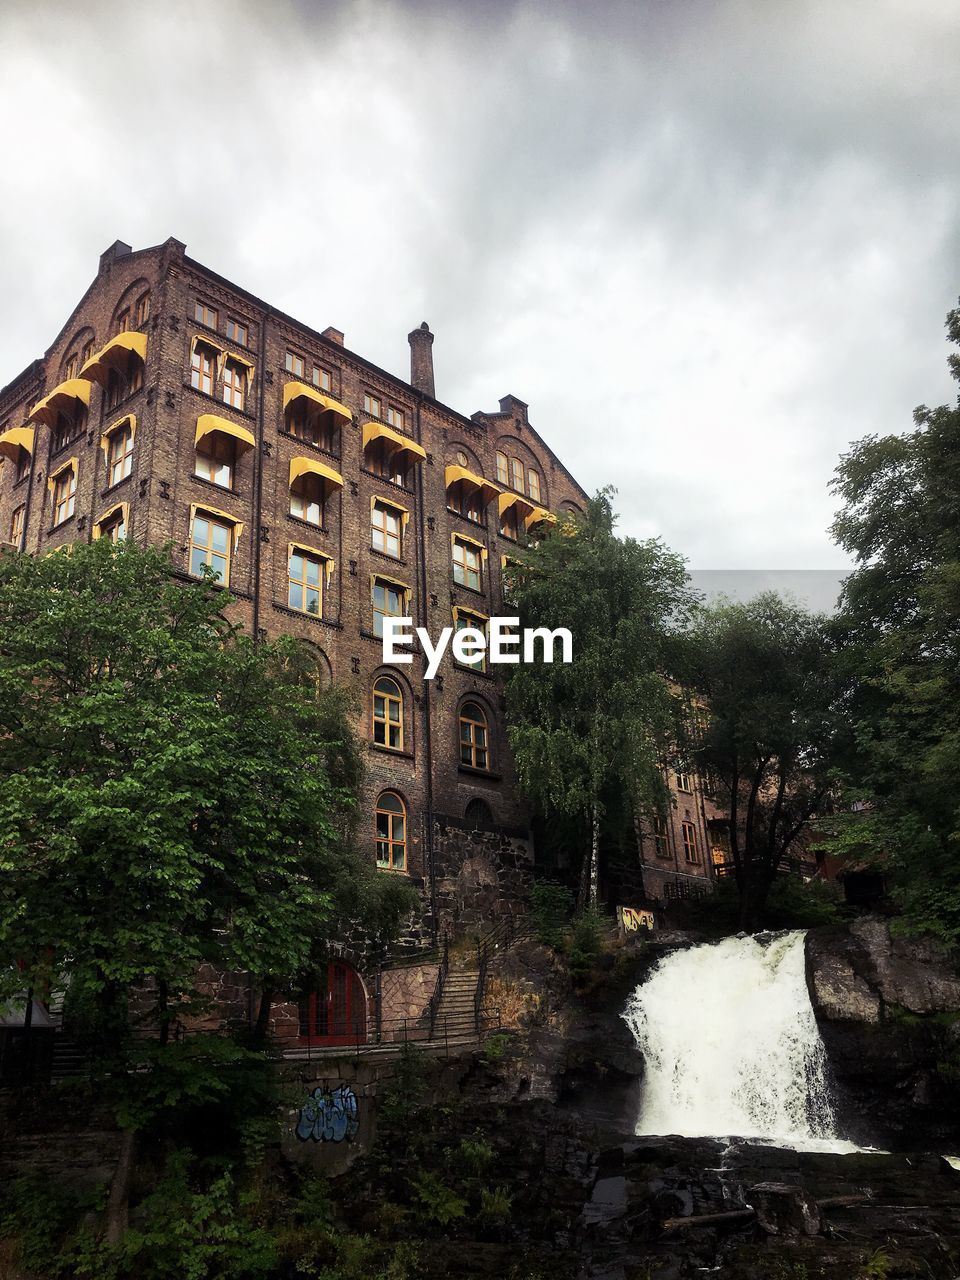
[652,814,669,858]
[454,611,487,672]
[499,505,519,540]
[195,433,235,488]
[135,292,151,327]
[191,341,217,396]
[527,468,541,502]
[459,701,489,770]
[452,536,482,590]
[52,466,76,525]
[116,308,130,334]
[195,301,218,328]
[290,473,325,526]
[376,791,406,871]
[225,317,247,346]
[371,501,402,558]
[676,769,692,793]
[80,339,94,367]
[372,578,406,638]
[189,512,232,583]
[511,457,524,493]
[373,676,403,750]
[222,358,246,410]
[107,424,134,486]
[63,354,78,381]
[14,447,30,484]
[288,548,323,616]
[386,405,404,429]
[496,451,509,486]
[681,820,700,864]
[312,364,330,391]
[9,504,24,544]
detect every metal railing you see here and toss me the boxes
[426,931,449,1039]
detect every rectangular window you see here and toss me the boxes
[98,510,126,543]
[676,770,692,793]
[191,342,216,396]
[499,505,519,540]
[10,504,24,544]
[372,578,406,638]
[116,308,130,334]
[386,405,404,429]
[527,468,541,502]
[52,467,76,526]
[195,301,218,328]
[135,293,150,327]
[652,815,669,858]
[452,537,482,591]
[496,451,509,486]
[454,612,487,672]
[80,339,94,366]
[363,393,381,417]
[64,355,77,381]
[285,350,305,377]
[14,448,30,483]
[371,500,402,558]
[288,549,323,616]
[511,457,524,493]
[312,364,331,391]
[681,820,700,864]
[222,359,246,411]
[195,434,235,488]
[225,317,247,346]
[190,512,232,583]
[107,425,134,486]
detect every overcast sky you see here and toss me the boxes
[1,0,958,572]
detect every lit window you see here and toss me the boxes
[454,611,487,672]
[222,359,246,411]
[373,676,403,750]
[452,536,482,590]
[527,468,541,502]
[225,317,247,346]
[511,457,524,493]
[371,500,402,558]
[386,405,404,429]
[652,815,669,858]
[195,301,218,328]
[191,342,217,396]
[681,820,700,864]
[676,770,692,793]
[189,512,232,583]
[116,308,130,334]
[496,451,509,485]
[106,424,134,486]
[288,548,324,616]
[195,433,235,488]
[312,365,331,391]
[285,351,305,377]
[364,393,381,417]
[290,472,325,526]
[372,578,406,638]
[459,701,488,769]
[97,509,126,543]
[10,504,24,544]
[52,466,76,526]
[135,293,150,327]
[376,791,406,871]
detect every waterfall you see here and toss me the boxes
[623,930,853,1151]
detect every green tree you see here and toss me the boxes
[829,301,960,942]
[504,491,692,905]
[678,594,838,930]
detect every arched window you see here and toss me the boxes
[464,798,494,829]
[373,677,403,751]
[299,962,367,1045]
[459,701,489,770]
[376,791,406,871]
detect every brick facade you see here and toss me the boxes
[0,236,590,942]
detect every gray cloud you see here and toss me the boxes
[1,0,957,570]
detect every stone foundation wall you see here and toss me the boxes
[379,962,439,1035]
[432,819,533,933]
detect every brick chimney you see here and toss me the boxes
[408,321,435,398]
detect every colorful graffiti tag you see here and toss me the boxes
[618,906,655,935]
[296,1084,360,1143]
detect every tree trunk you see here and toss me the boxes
[105,1127,136,1244]
[589,806,599,908]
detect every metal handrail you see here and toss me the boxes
[426,931,449,1039]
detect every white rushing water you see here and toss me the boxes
[623,930,857,1152]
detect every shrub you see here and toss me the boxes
[411,1172,467,1227]
[478,1185,513,1225]
[567,908,604,983]
[531,882,574,949]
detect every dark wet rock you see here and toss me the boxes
[750,1180,821,1236]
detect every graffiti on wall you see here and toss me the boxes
[296,1083,360,1143]
[618,906,655,935]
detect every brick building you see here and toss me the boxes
[0,236,724,1041]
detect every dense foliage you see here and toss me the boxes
[829,302,960,942]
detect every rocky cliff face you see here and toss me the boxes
[806,917,960,1150]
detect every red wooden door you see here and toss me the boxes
[299,963,367,1046]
